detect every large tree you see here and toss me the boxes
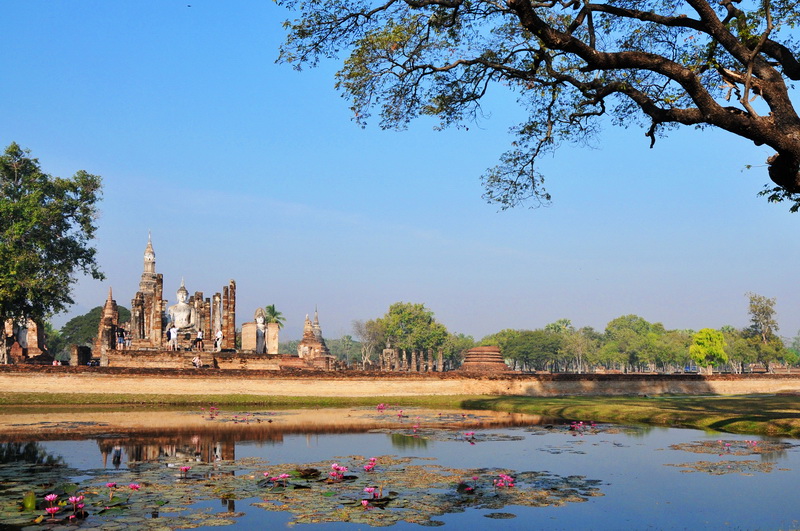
[352,318,385,368]
[279,0,800,209]
[0,143,103,363]
[377,302,448,354]
[743,293,784,372]
[689,328,728,374]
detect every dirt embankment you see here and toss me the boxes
[1,366,799,397]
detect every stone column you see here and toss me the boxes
[222,286,229,350]
[152,274,164,347]
[70,344,79,367]
[241,322,257,351]
[427,349,434,372]
[203,298,212,343]
[212,293,222,336]
[223,280,236,350]
[410,350,417,372]
[267,323,279,355]
[437,347,444,372]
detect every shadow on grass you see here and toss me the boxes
[458,395,800,438]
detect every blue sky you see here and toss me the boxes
[2,1,798,342]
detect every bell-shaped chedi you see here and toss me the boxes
[459,346,513,372]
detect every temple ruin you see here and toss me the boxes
[296,309,337,370]
[126,235,236,352]
[92,235,340,371]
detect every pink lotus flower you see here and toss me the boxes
[361,499,369,508]
[45,506,59,516]
[106,482,117,489]
[45,493,58,502]
[129,483,141,490]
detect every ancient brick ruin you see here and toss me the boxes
[3,318,47,363]
[296,309,338,370]
[458,346,512,372]
[92,235,344,371]
[126,235,235,353]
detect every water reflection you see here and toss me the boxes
[389,433,430,449]
[35,408,557,470]
[0,410,798,530]
[0,441,64,465]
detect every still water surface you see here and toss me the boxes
[1,408,798,530]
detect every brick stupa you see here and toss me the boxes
[459,346,512,372]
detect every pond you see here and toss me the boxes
[0,405,797,529]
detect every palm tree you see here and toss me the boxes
[264,304,285,329]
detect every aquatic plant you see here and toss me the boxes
[43,493,59,520]
[105,482,116,501]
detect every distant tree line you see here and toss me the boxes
[43,292,799,374]
[479,294,798,374]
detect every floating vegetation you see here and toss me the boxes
[251,455,603,526]
[669,439,796,456]
[485,512,517,519]
[666,460,780,475]
[369,428,524,444]
[0,449,604,528]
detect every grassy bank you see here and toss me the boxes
[461,395,800,438]
[0,392,472,409]
[2,392,799,438]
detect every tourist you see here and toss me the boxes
[196,329,204,351]
[169,324,179,351]
[192,355,202,368]
[165,327,172,351]
[116,328,125,350]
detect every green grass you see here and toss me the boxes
[0,392,474,409]
[460,395,800,438]
[2,392,799,438]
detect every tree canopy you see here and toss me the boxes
[59,306,131,350]
[279,0,800,209]
[0,143,103,363]
[263,304,286,328]
[689,327,728,374]
[377,301,448,351]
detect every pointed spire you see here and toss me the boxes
[314,305,319,324]
[144,232,155,258]
[107,287,113,301]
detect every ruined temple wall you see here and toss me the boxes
[105,350,193,369]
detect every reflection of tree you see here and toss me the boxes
[390,433,429,449]
[0,442,64,465]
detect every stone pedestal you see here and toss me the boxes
[241,322,257,351]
